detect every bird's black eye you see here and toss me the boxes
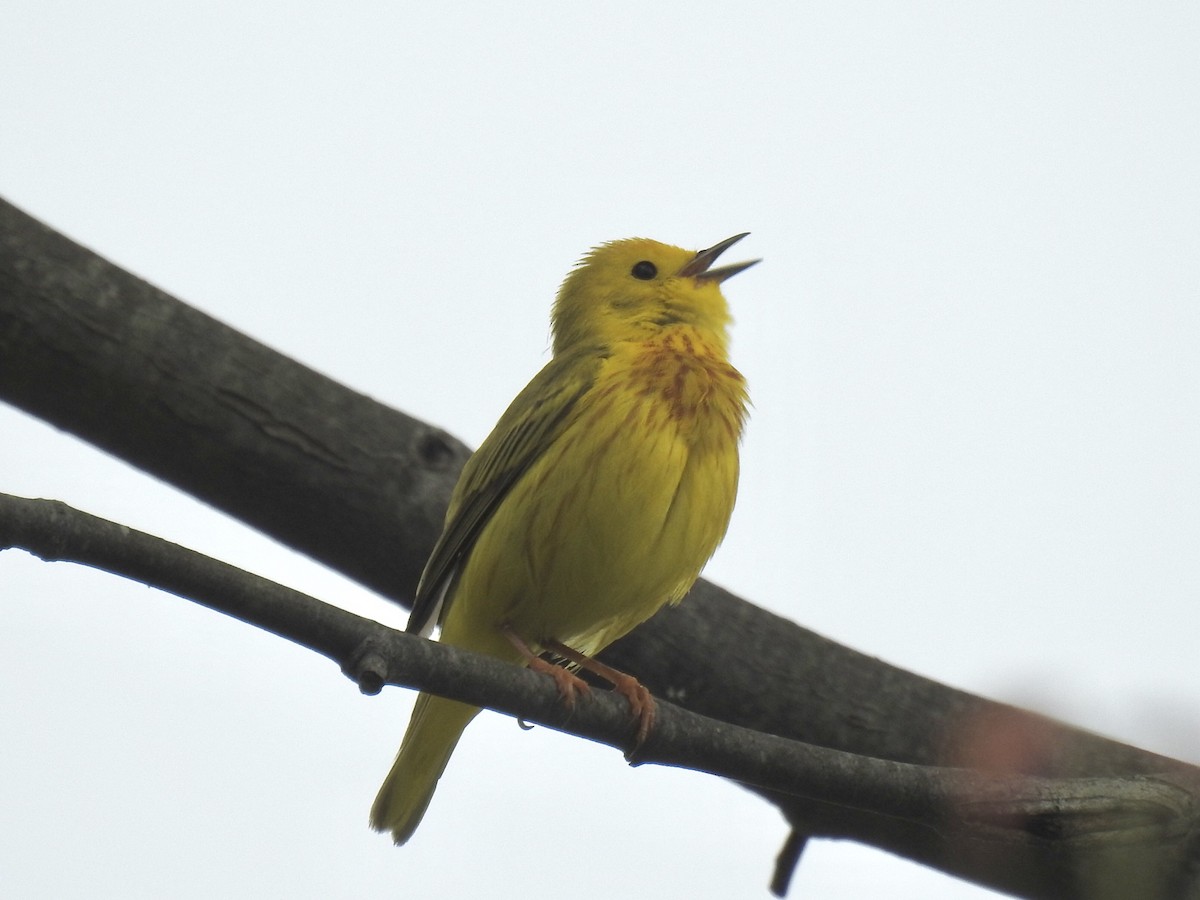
[631,260,657,280]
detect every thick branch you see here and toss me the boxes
[3,197,1199,896]
[0,198,467,600]
[3,493,1197,900]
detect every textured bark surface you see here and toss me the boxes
[0,198,467,600]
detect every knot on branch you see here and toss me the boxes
[414,427,463,471]
[952,774,1196,848]
[344,638,390,695]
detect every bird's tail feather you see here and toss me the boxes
[370,692,480,845]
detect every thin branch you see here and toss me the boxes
[3,492,1198,899]
[771,830,810,898]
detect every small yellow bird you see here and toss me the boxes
[371,234,756,844]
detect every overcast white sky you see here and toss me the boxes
[2,3,1197,898]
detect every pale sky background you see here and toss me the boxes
[2,3,1198,898]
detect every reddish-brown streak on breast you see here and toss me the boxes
[621,329,747,433]
[669,367,691,420]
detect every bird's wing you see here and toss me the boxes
[407,347,604,637]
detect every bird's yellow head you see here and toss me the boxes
[551,234,758,355]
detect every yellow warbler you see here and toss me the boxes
[371,233,756,844]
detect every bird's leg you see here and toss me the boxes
[501,626,591,708]
[544,639,656,745]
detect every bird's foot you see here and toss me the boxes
[502,625,591,708]
[527,655,592,708]
[605,671,656,745]
[544,639,656,747]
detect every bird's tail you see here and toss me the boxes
[370,692,480,845]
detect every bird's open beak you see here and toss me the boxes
[678,232,760,283]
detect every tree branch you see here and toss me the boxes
[3,196,1199,897]
[0,198,467,601]
[3,492,1196,900]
